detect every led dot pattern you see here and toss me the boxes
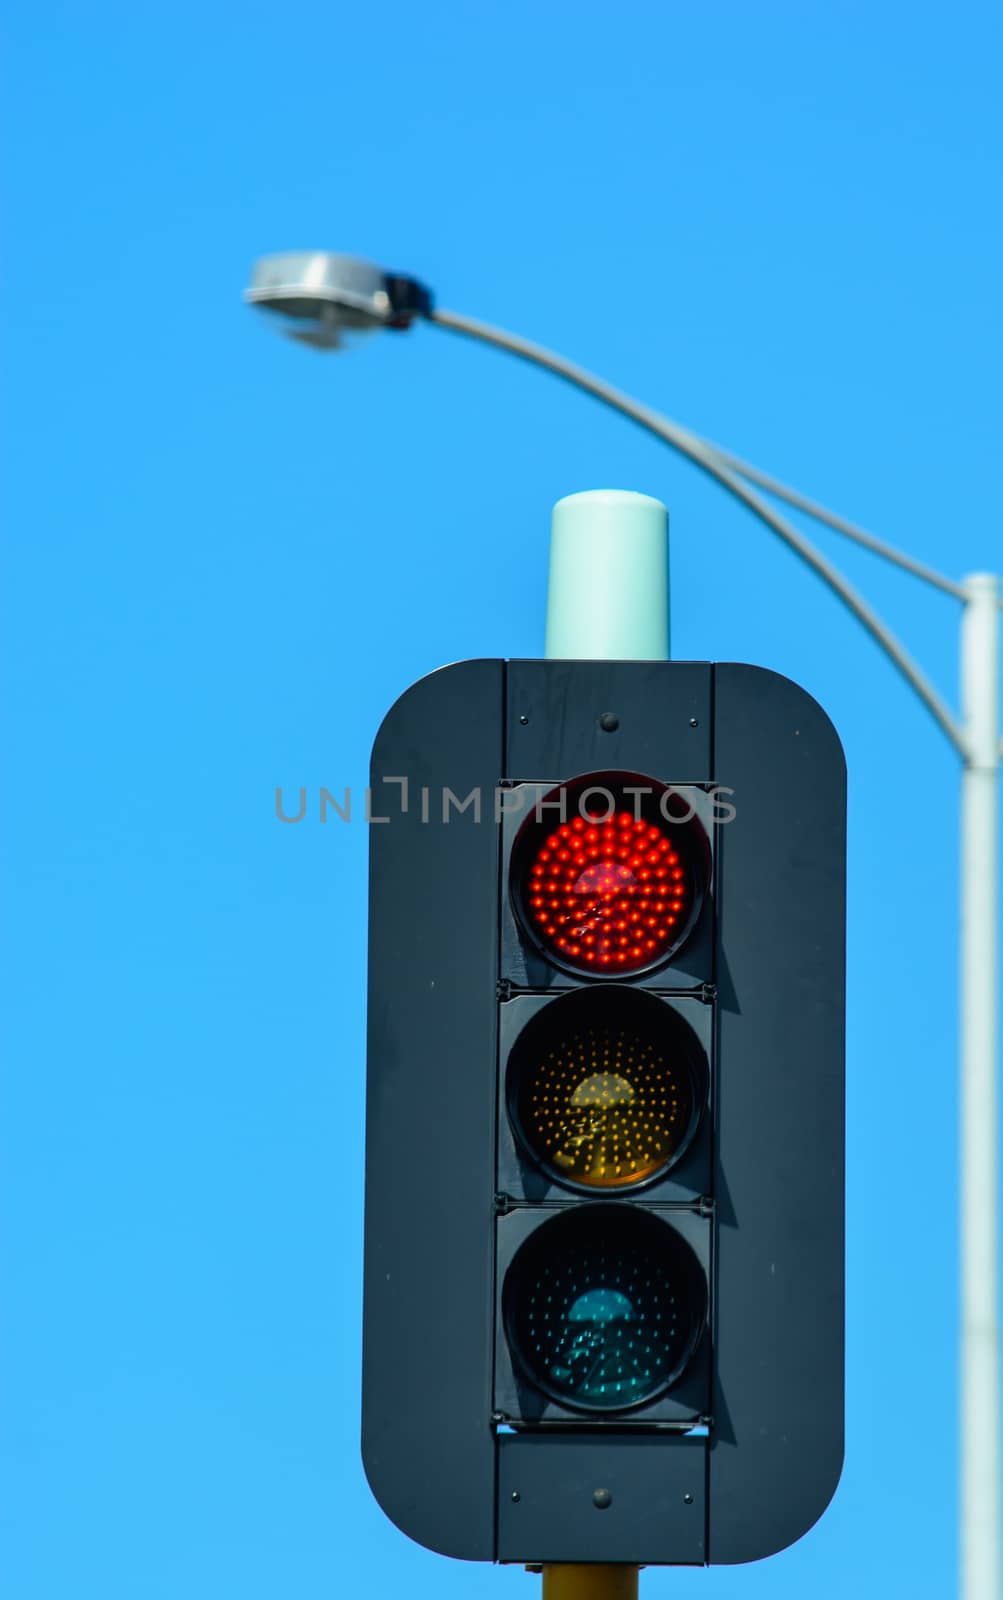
[504,1208,706,1412]
[516,1016,694,1189]
[523,810,690,974]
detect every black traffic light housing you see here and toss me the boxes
[362,658,845,1567]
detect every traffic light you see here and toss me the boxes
[363,657,845,1568]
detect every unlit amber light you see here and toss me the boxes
[517,1019,692,1189]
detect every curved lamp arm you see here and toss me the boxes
[430,307,968,760]
[694,438,967,601]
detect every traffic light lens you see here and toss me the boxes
[504,1207,706,1412]
[527,811,686,972]
[508,989,705,1190]
[511,774,708,977]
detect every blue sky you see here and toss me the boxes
[2,2,1001,1596]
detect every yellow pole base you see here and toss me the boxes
[541,1565,639,1600]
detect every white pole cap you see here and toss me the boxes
[544,489,670,661]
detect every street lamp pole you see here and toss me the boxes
[245,253,1001,1599]
[961,572,1001,1600]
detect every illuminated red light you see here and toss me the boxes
[522,810,691,974]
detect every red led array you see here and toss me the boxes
[525,811,688,973]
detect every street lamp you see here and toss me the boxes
[244,250,431,348]
[245,249,1001,1600]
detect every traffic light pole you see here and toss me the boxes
[541,486,673,1600]
[541,1565,638,1600]
[424,307,999,1600]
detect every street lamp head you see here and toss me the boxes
[243,251,433,352]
